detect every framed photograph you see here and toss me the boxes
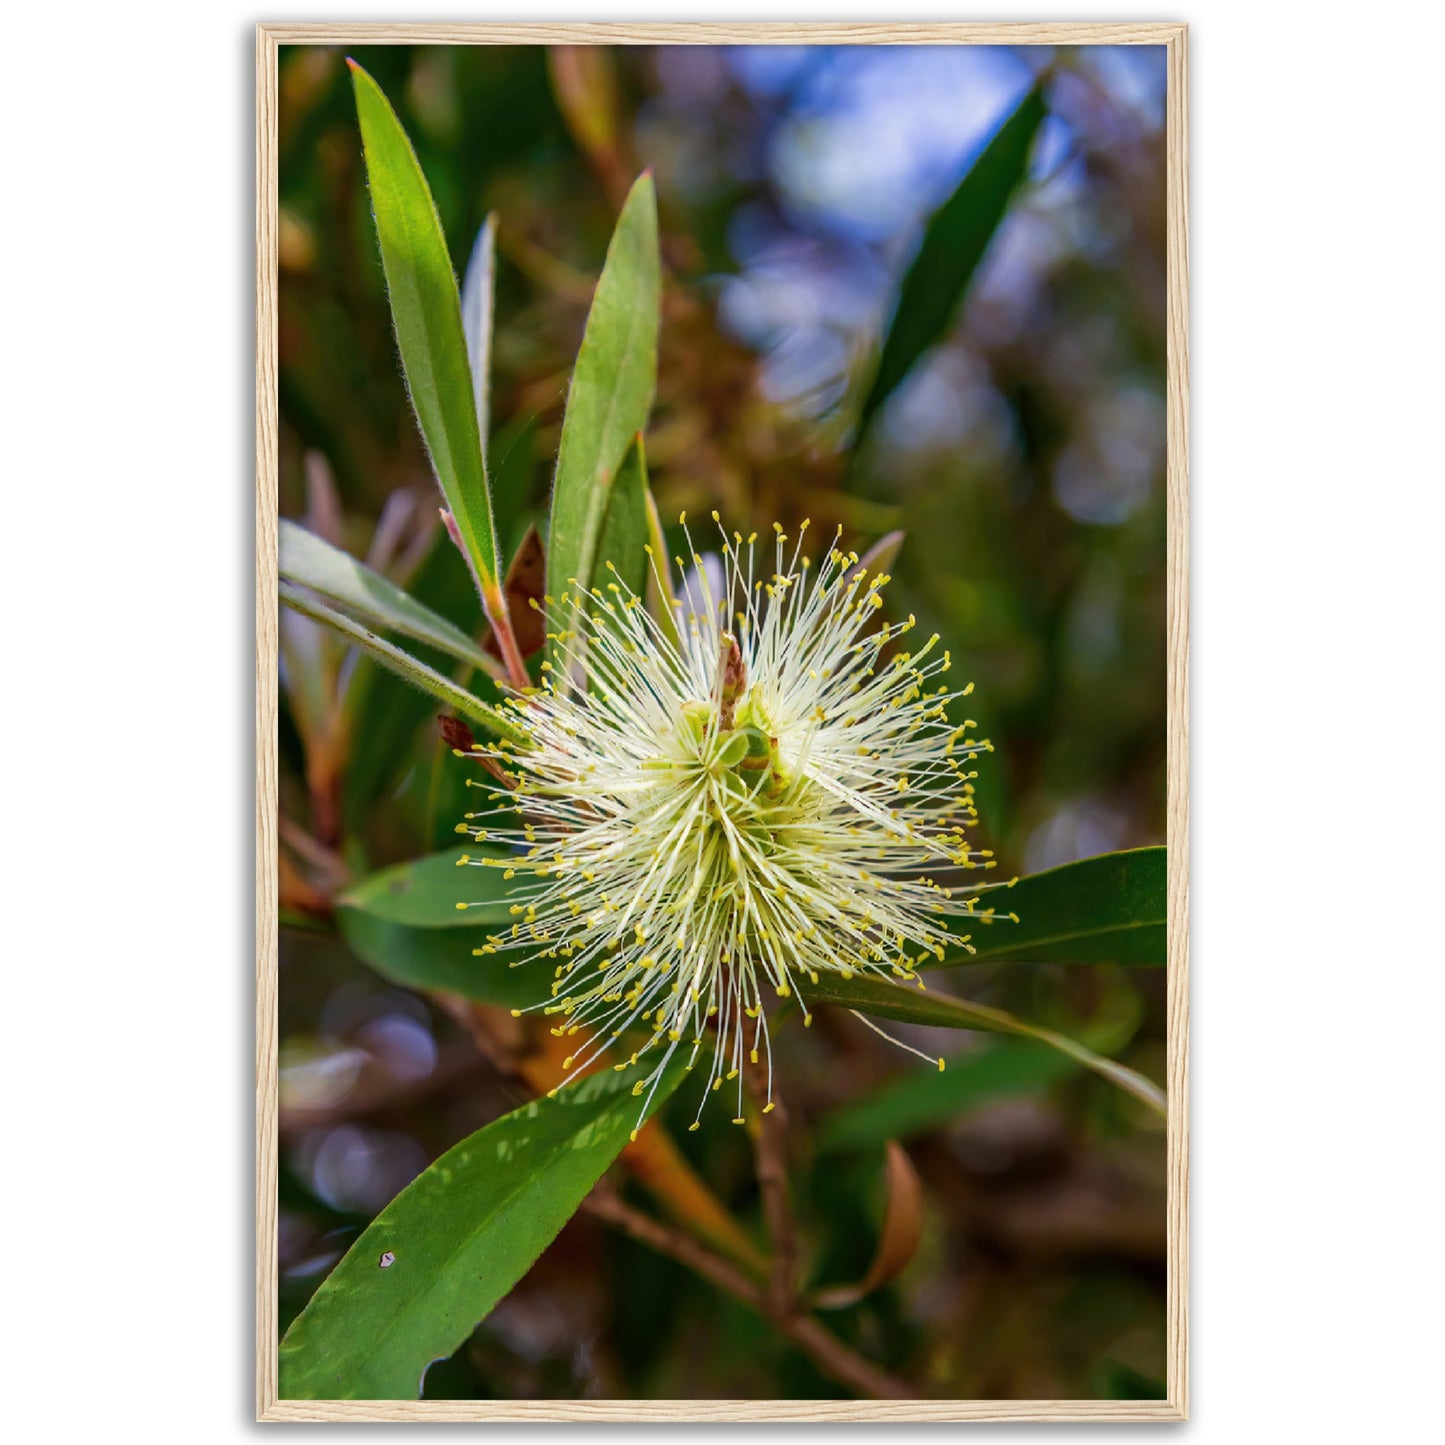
[257,21,1188,1422]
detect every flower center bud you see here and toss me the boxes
[671,653,787,794]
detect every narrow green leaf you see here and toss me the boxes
[818,981,1144,1151]
[949,847,1167,967]
[591,432,651,606]
[819,1039,1077,1152]
[546,173,660,668]
[349,60,500,586]
[278,1059,687,1399]
[801,970,1165,1117]
[335,846,550,1011]
[280,582,522,743]
[855,82,1047,447]
[279,520,497,678]
[459,214,496,455]
[339,525,493,827]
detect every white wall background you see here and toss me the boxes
[3,1,1439,1437]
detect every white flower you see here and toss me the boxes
[456,517,996,1134]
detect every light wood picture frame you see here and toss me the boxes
[257,21,1188,1422]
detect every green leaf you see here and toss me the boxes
[820,971,1144,1150]
[855,82,1047,447]
[820,1041,1075,1152]
[279,520,497,677]
[591,432,651,606]
[334,845,550,1010]
[280,582,522,744]
[951,847,1167,967]
[349,60,500,587]
[339,526,492,827]
[817,981,1144,1151]
[800,970,1165,1117]
[459,214,496,455]
[278,1059,688,1399]
[546,173,660,668]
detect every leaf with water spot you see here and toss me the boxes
[278,1057,688,1399]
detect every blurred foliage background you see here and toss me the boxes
[276,42,1169,1401]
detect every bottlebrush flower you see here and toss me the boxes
[455,518,998,1134]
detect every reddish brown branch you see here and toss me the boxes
[745,1064,798,1316]
[583,1185,914,1401]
